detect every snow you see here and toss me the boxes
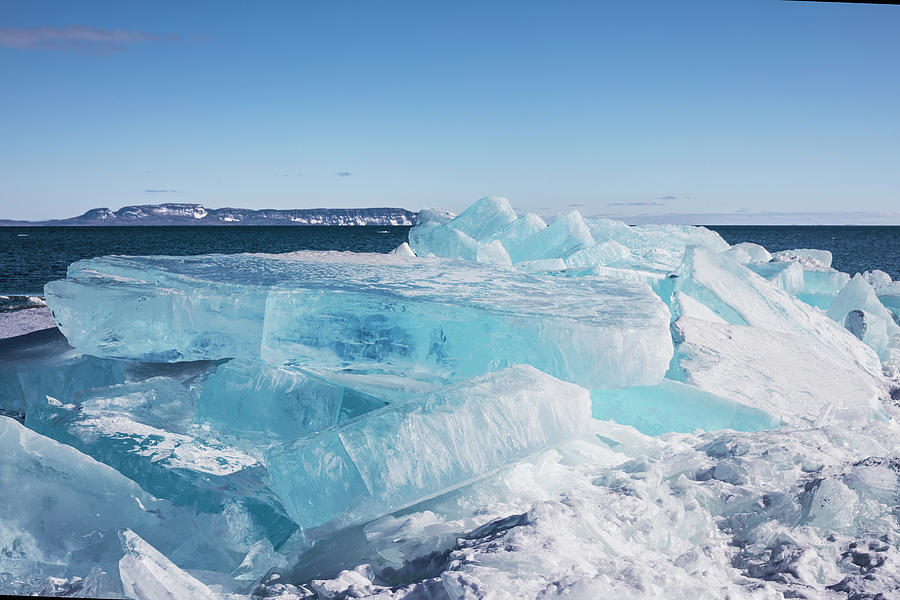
[0,306,56,339]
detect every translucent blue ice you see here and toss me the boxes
[266,365,591,532]
[590,379,781,436]
[195,359,386,440]
[46,251,672,389]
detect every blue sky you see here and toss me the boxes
[1,0,898,222]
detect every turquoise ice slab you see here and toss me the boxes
[46,251,673,389]
[265,365,591,532]
[590,379,781,436]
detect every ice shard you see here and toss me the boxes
[266,366,591,532]
[511,211,594,263]
[724,242,772,264]
[796,267,851,309]
[118,530,218,600]
[745,261,805,295]
[772,248,832,269]
[484,213,547,263]
[22,377,296,545]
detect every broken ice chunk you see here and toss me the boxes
[725,242,772,264]
[266,366,591,532]
[672,317,888,426]
[118,530,218,600]
[0,416,242,592]
[796,267,851,309]
[512,211,594,263]
[195,359,386,440]
[484,213,547,263]
[590,379,781,436]
[585,217,729,270]
[0,328,124,420]
[440,196,517,242]
[408,224,512,265]
[388,242,416,257]
[826,274,900,358]
[674,246,882,377]
[564,240,632,269]
[771,248,833,269]
[745,261,805,295]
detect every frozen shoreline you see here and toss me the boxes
[0,306,57,340]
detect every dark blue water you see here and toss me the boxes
[0,226,411,295]
[708,226,900,281]
[1,225,898,296]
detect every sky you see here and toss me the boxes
[1,0,899,223]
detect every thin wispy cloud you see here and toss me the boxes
[567,203,585,207]
[657,195,677,201]
[145,189,182,194]
[0,26,179,52]
[608,201,664,207]
[335,171,352,177]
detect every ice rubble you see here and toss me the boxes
[4,195,900,598]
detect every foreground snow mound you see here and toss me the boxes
[289,408,900,599]
[266,366,591,532]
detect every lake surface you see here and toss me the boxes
[1,224,898,295]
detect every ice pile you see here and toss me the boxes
[2,195,899,599]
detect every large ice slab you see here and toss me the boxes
[672,317,888,425]
[673,246,883,377]
[47,252,673,389]
[266,366,591,532]
[590,379,781,436]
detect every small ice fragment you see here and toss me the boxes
[118,530,218,600]
[388,242,416,257]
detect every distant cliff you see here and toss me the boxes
[0,204,417,226]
